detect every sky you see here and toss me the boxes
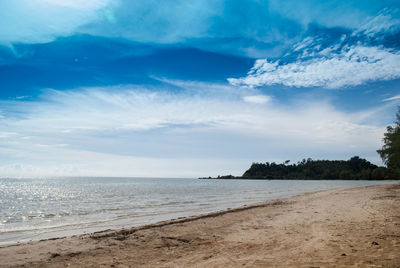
[0,0,400,178]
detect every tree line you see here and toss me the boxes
[201,107,400,180]
[240,156,397,180]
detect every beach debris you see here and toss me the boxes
[371,241,379,245]
[50,253,60,258]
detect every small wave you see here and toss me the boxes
[77,211,89,216]
[27,214,57,219]
[0,216,123,234]
[162,201,195,206]
[104,208,120,211]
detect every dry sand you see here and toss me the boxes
[1,183,399,267]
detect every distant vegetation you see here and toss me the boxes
[201,107,400,180]
[200,156,398,180]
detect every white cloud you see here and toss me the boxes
[0,150,247,178]
[383,94,400,102]
[0,83,389,177]
[229,8,400,89]
[41,0,108,10]
[242,95,271,104]
[229,45,400,89]
[0,0,112,44]
[355,8,400,37]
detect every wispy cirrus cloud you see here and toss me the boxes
[229,45,400,88]
[383,94,400,102]
[3,0,399,59]
[0,82,391,177]
[355,8,400,37]
[229,9,400,89]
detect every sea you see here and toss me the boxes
[0,177,394,246]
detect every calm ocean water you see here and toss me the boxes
[0,177,393,245]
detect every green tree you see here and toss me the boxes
[377,107,400,171]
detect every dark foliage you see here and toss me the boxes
[377,107,400,173]
[241,156,391,180]
[201,156,399,180]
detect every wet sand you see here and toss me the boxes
[1,183,399,267]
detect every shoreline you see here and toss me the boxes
[1,183,399,267]
[199,177,400,180]
[0,187,323,248]
[2,179,393,247]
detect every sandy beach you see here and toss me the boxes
[1,183,399,267]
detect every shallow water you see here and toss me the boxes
[0,177,393,245]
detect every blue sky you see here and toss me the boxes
[0,0,400,177]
